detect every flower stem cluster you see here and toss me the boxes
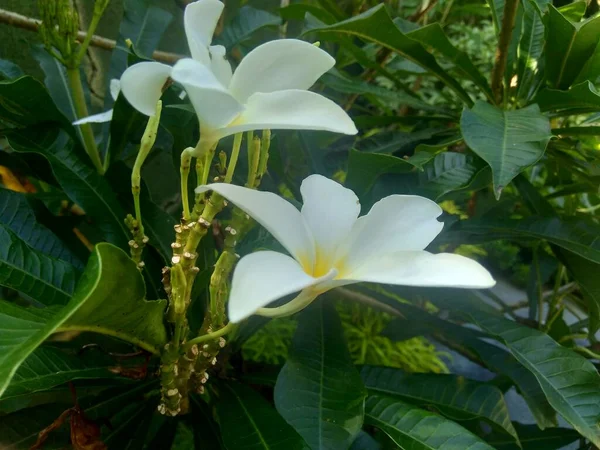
[157,130,271,415]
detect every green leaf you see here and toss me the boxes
[485,0,505,34]
[2,346,126,400]
[488,423,580,449]
[0,188,83,268]
[9,131,129,253]
[443,216,600,264]
[406,23,493,101]
[106,0,173,89]
[552,126,600,136]
[308,4,473,106]
[575,38,600,84]
[472,313,600,446]
[516,0,549,101]
[0,59,24,80]
[0,224,78,305]
[215,6,280,49]
[544,5,600,89]
[0,404,72,448]
[361,366,519,445]
[460,101,551,198]
[31,46,88,125]
[274,300,366,450]
[321,72,449,114]
[0,76,71,130]
[217,381,306,450]
[556,1,587,23]
[371,292,556,429]
[0,243,167,397]
[346,150,414,198]
[365,394,495,449]
[535,81,600,112]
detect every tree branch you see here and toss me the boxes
[490,0,519,105]
[0,8,183,64]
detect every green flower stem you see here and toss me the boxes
[224,133,243,183]
[246,130,254,182]
[257,130,271,185]
[246,136,261,188]
[180,147,193,220]
[74,0,110,64]
[132,101,162,232]
[256,290,317,318]
[184,322,236,349]
[200,142,218,185]
[67,68,104,173]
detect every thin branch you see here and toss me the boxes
[0,8,183,64]
[489,0,519,105]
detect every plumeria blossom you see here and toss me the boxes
[117,0,356,150]
[196,175,496,323]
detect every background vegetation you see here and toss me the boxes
[1,0,600,448]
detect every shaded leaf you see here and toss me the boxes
[365,394,495,449]
[535,81,600,112]
[460,101,551,198]
[488,423,579,450]
[0,224,78,305]
[0,187,82,268]
[407,23,493,101]
[361,366,519,445]
[472,313,600,446]
[544,5,600,89]
[0,59,24,80]
[0,243,167,397]
[215,6,280,49]
[442,216,600,264]
[308,4,473,105]
[217,381,305,450]
[274,300,366,450]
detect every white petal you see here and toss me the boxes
[228,251,320,323]
[109,79,121,101]
[73,109,113,125]
[209,45,232,87]
[342,251,496,288]
[229,39,335,103]
[195,183,315,267]
[215,90,358,139]
[184,0,224,64]
[335,195,444,276]
[120,62,172,116]
[300,175,360,275]
[170,58,243,128]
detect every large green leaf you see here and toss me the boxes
[215,6,280,49]
[0,76,71,130]
[31,46,88,125]
[274,300,366,450]
[487,423,580,449]
[9,131,129,250]
[361,366,519,445]
[2,346,127,401]
[346,150,414,198]
[0,224,78,305]
[367,289,556,429]
[0,243,167,397]
[535,81,600,112]
[217,381,306,450]
[443,216,600,264]
[406,24,493,101]
[544,5,600,89]
[460,101,551,198]
[308,4,473,105]
[365,394,495,449]
[472,313,600,446]
[0,187,82,268]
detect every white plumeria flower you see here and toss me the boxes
[73,79,120,125]
[196,175,496,323]
[118,0,356,148]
